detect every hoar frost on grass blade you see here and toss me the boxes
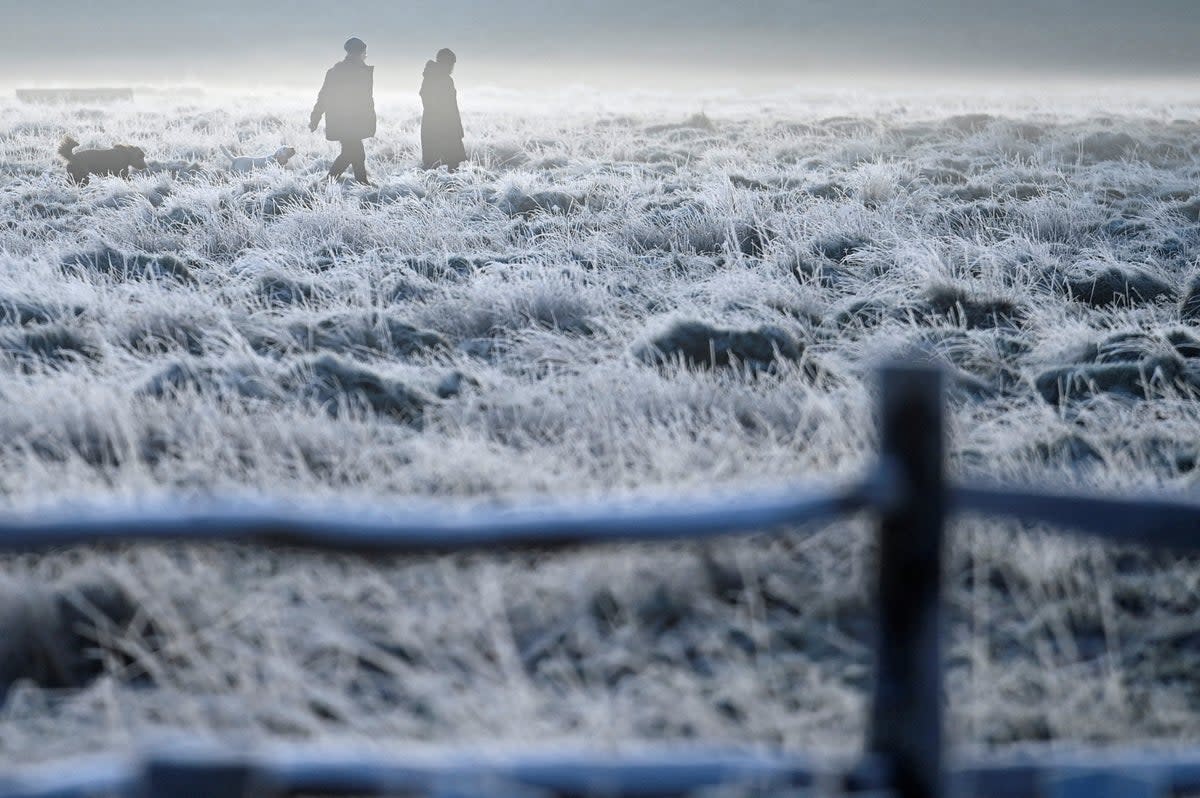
[0,89,1199,760]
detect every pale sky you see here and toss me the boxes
[4,1,1198,89]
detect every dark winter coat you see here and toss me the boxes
[311,60,377,142]
[420,60,466,169]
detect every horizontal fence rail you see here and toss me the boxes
[0,748,819,798]
[956,482,1200,550]
[0,479,881,554]
[2,363,1199,798]
[4,478,1199,556]
[10,747,1200,798]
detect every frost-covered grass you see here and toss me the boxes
[1,88,1200,761]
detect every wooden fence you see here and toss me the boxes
[1,363,1199,798]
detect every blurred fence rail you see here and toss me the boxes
[2,363,1199,798]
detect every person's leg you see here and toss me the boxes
[348,139,369,184]
[328,141,352,179]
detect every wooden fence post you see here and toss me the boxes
[869,364,947,798]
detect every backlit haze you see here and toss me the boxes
[4,0,1198,94]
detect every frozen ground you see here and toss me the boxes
[0,87,1199,762]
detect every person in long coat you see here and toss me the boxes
[420,48,467,171]
[310,37,377,185]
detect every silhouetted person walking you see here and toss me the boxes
[310,37,377,185]
[420,48,467,171]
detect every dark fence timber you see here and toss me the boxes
[1,363,1199,797]
[0,481,875,555]
[870,365,946,798]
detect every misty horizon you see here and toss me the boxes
[5,1,1200,91]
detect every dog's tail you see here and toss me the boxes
[57,136,79,161]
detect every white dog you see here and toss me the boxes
[221,146,297,173]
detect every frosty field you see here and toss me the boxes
[1,87,1199,761]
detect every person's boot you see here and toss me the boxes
[352,164,376,187]
[326,156,351,183]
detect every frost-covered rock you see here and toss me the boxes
[919,285,1025,330]
[62,247,197,284]
[1035,356,1191,404]
[0,575,142,698]
[1078,131,1141,163]
[280,313,450,359]
[1061,262,1175,308]
[1180,275,1200,321]
[0,324,101,369]
[495,186,581,216]
[284,354,431,423]
[141,359,279,401]
[0,295,83,326]
[635,320,804,373]
[255,273,326,308]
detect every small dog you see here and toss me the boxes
[222,145,297,173]
[58,137,146,185]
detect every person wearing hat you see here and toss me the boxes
[310,37,377,185]
[420,48,467,171]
